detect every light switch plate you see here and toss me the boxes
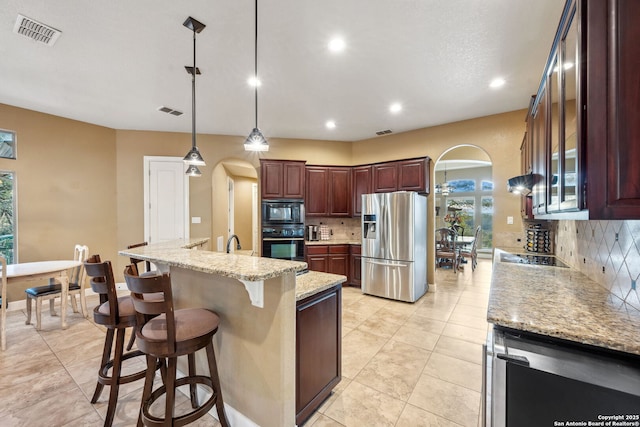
[191,216,201,224]
[507,216,514,225]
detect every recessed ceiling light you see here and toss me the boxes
[326,120,336,129]
[389,103,402,113]
[489,78,506,88]
[247,76,261,87]
[328,37,345,52]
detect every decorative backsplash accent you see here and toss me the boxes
[306,217,361,241]
[556,220,640,312]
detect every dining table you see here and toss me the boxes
[1,259,82,350]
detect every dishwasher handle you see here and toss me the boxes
[496,353,530,367]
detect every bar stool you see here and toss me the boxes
[84,254,155,427]
[124,265,230,427]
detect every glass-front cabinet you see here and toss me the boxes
[560,11,579,211]
[524,0,640,219]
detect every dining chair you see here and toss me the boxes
[124,264,230,427]
[25,244,89,330]
[460,225,481,271]
[435,228,459,272]
[0,255,7,350]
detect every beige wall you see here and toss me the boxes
[0,103,117,298]
[352,110,526,247]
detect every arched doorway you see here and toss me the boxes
[434,145,493,252]
[211,159,258,253]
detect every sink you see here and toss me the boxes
[500,253,569,268]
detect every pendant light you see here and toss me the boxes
[183,16,206,176]
[244,0,269,152]
[436,163,452,196]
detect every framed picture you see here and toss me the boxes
[0,129,16,159]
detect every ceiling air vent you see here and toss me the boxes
[13,14,61,46]
[158,106,183,116]
[375,129,393,136]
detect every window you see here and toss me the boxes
[449,179,475,193]
[481,197,494,249]
[0,171,16,263]
[0,129,16,159]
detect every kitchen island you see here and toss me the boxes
[485,249,640,426]
[120,238,346,427]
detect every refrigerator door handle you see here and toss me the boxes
[366,259,408,268]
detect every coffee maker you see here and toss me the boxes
[307,225,319,241]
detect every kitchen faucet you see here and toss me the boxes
[226,234,242,253]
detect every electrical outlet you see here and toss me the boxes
[615,232,619,242]
[507,216,513,225]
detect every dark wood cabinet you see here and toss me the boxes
[526,0,640,219]
[372,163,398,193]
[398,158,428,191]
[328,168,351,216]
[584,0,640,218]
[350,245,362,288]
[352,165,372,217]
[328,245,349,277]
[306,245,329,272]
[305,167,329,216]
[306,244,351,284]
[296,285,341,425]
[260,159,305,200]
[305,166,351,217]
[372,158,430,194]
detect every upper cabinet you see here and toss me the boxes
[527,0,640,219]
[352,165,372,217]
[260,159,306,200]
[372,158,431,194]
[305,166,351,217]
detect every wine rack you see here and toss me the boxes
[525,224,552,253]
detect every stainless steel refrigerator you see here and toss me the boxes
[361,192,427,302]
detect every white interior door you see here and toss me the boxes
[228,177,235,237]
[144,156,189,244]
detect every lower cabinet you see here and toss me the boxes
[296,285,342,425]
[306,244,351,283]
[350,245,361,288]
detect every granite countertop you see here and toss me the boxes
[488,249,640,356]
[305,239,361,246]
[119,239,345,300]
[119,238,307,282]
[295,271,347,301]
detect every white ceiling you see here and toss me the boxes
[0,0,565,142]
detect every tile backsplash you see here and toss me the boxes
[556,220,640,311]
[305,217,361,241]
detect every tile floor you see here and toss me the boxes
[0,258,491,427]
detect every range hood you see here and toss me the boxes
[507,174,538,195]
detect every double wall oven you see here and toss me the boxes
[261,200,305,261]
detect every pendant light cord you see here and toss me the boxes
[192,30,197,149]
[254,0,259,128]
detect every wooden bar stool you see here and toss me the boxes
[124,264,230,427]
[84,254,154,427]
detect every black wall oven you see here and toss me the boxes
[262,225,305,261]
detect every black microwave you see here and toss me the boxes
[262,200,304,224]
